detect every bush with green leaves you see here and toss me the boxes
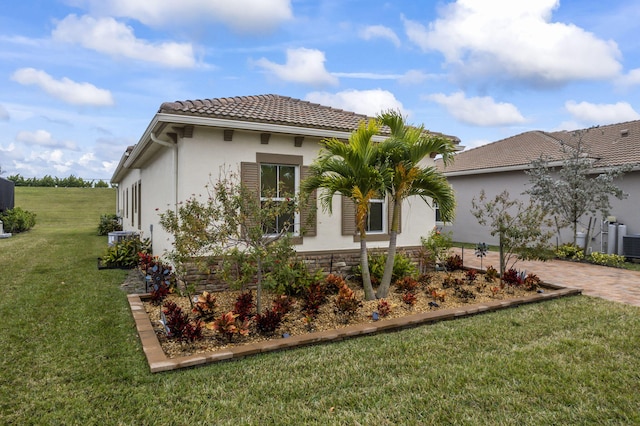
[588,252,625,268]
[420,227,453,270]
[0,207,36,233]
[555,243,584,261]
[353,251,417,287]
[102,237,150,268]
[97,213,122,235]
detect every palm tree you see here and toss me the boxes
[301,120,388,301]
[375,110,457,298]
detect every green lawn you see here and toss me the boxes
[1,188,639,425]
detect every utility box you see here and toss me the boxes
[622,235,640,259]
[0,177,14,212]
[107,231,139,246]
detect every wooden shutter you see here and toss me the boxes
[341,196,356,236]
[300,166,316,237]
[240,162,259,233]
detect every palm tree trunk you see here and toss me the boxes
[359,236,376,301]
[377,197,401,298]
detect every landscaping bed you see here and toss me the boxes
[129,269,581,372]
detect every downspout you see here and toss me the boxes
[150,132,179,242]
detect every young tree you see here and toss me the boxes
[526,130,631,247]
[471,190,554,278]
[375,110,457,298]
[159,168,297,313]
[301,120,388,300]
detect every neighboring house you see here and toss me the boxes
[111,94,458,270]
[436,120,640,255]
[0,177,14,212]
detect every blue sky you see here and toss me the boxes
[2,0,640,180]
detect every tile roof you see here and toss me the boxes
[159,94,389,135]
[438,120,640,173]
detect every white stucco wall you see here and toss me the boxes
[119,124,440,259]
[443,168,640,254]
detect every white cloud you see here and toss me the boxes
[66,0,292,34]
[15,129,79,150]
[0,104,9,121]
[403,0,622,86]
[617,68,640,87]
[305,89,406,117]
[255,48,338,86]
[11,68,114,106]
[426,91,526,126]
[359,25,401,47]
[398,70,435,85]
[565,100,640,124]
[52,14,196,68]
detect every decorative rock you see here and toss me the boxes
[0,220,11,239]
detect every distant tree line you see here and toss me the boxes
[6,174,112,188]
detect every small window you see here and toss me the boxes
[434,201,442,223]
[260,164,298,235]
[366,198,385,233]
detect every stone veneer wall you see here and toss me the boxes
[182,246,425,293]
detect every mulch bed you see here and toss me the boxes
[143,271,540,359]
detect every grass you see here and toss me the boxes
[1,187,639,424]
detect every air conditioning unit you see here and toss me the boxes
[108,231,139,246]
[622,235,640,259]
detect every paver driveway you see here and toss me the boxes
[453,248,640,307]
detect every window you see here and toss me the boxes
[260,163,298,235]
[366,198,385,233]
[434,201,442,223]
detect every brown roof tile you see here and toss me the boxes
[159,94,385,134]
[438,121,640,173]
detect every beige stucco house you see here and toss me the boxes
[111,94,457,267]
[436,121,640,257]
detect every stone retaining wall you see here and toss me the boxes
[182,246,426,293]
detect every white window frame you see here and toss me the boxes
[260,163,300,236]
[366,197,386,234]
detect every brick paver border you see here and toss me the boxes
[128,283,581,373]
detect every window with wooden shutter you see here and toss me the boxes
[341,195,401,241]
[241,154,315,244]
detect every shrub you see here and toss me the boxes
[302,281,326,317]
[588,252,625,268]
[465,269,478,283]
[266,259,324,296]
[324,273,346,294]
[334,284,362,322]
[454,287,476,302]
[353,251,417,286]
[209,311,249,342]
[394,276,419,294]
[502,268,525,286]
[377,299,391,317]
[0,207,36,233]
[419,227,453,270]
[430,289,446,302]
[485,265,498,282]
[402,292,417,306]
[161,301,203,343]
[444,254,464,271]
[556,243,584,261]
[192,291,218,320]
[102,237,150,268]
[233,292,255,322]
[442,274,463,289]
[523,274,542,291]
[97,213,121,235]
[271,295,294,315]
[255,309,284,335]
